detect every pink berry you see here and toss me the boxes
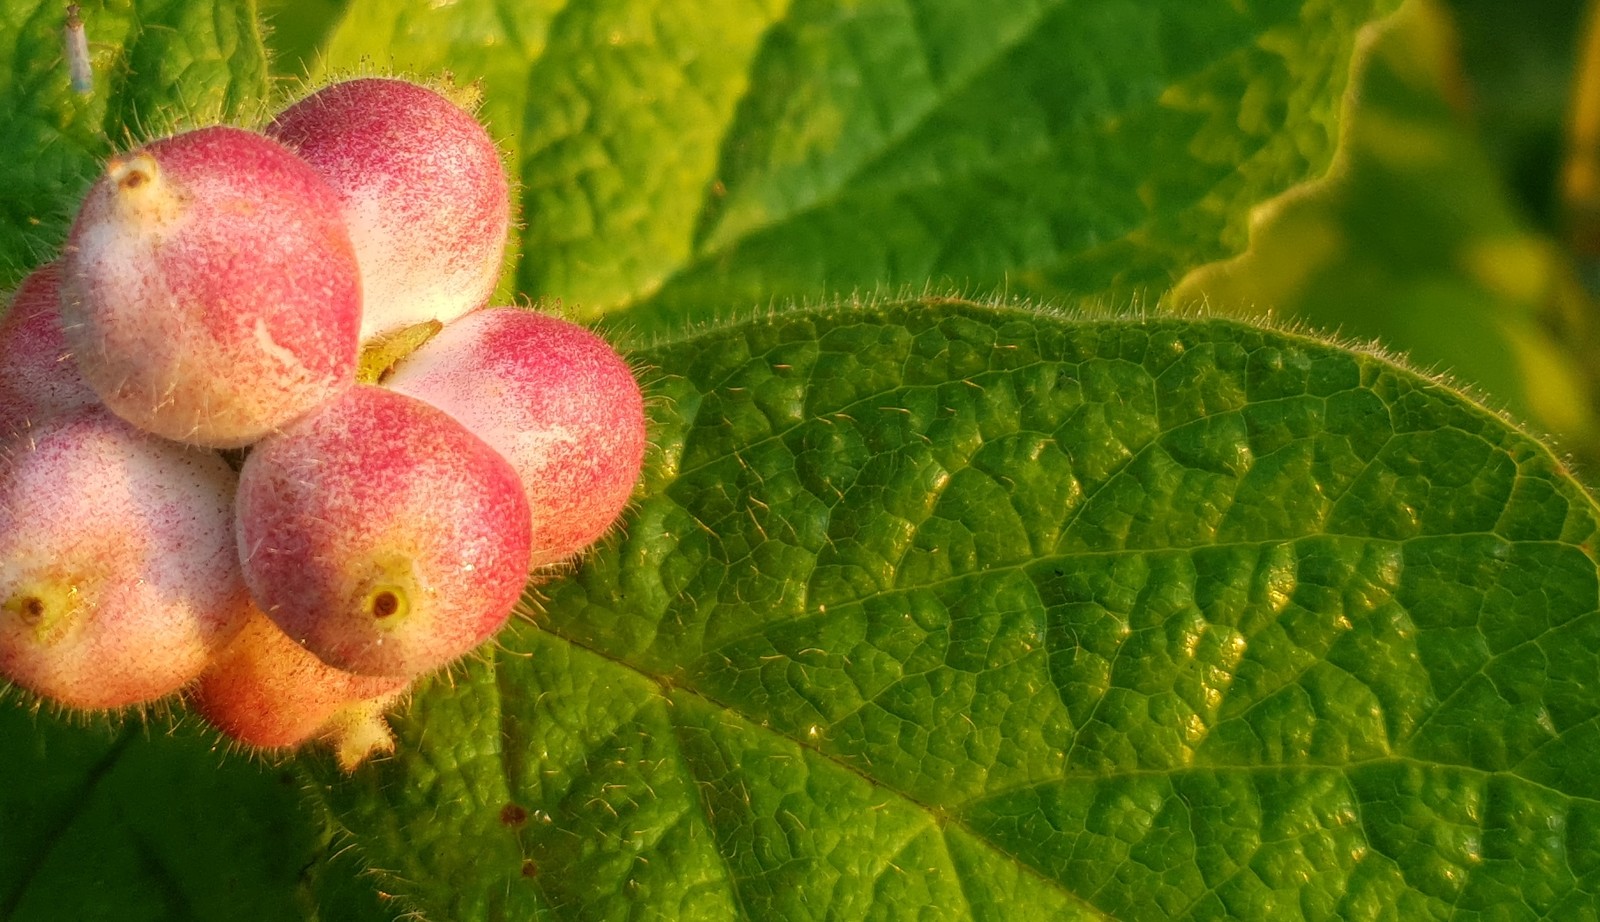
[236,385,531,677]
[193,608,407,768]
[268,78,510,341]
[0,409,250,709]
[61,126,362,448]
[0,263,100,433]
[386,308,646,567]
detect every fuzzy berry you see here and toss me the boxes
[194,608,408,769]
[61,126,361,448]
[0,409,250,709]
[236,385,531,677]
[0,263,100,433]
[386,308,646,567]
[268,78,510,341]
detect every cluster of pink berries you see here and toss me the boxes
[0,78,646,768]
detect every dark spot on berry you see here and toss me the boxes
[119,169,148,191]
[19,597,44,624]
[500,803,528,827]
[520,859,538,878]
[371,591,401,618]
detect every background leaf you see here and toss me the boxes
[313,0,1398,336]
[0,0,267,288]
[317,298,1600,919]
[1442,0,1584,232]
[1171,0,1600,472]
[0,707,394,922]
[1172,0,1600,459]
[259,0,347,79]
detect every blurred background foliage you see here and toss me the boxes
[1174,0,1600,468]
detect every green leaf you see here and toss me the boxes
[0,0,268,288]
[1171,0,1600,461]
[0,708,363,922]
[316,298,1600,919]
[258,0,349,80]
[316,0,1398,334]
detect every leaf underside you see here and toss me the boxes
[316,299,1600,921]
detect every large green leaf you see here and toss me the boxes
[316,0,1397,334]
[0,0,267,288]
[316,298,1600,919]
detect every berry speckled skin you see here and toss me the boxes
[386,308,646,567]
[0,264,100,433]
[61,126,361,448]
[237,385,532,677]
[268,78,510,341]
[194,607,407,754]
[0,409,250,709]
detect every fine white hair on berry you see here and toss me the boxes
[236,386,532,678]
[0,409,251,709]
[268,78,510,341]
[60,126,362,448]
[386,307,646,568]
